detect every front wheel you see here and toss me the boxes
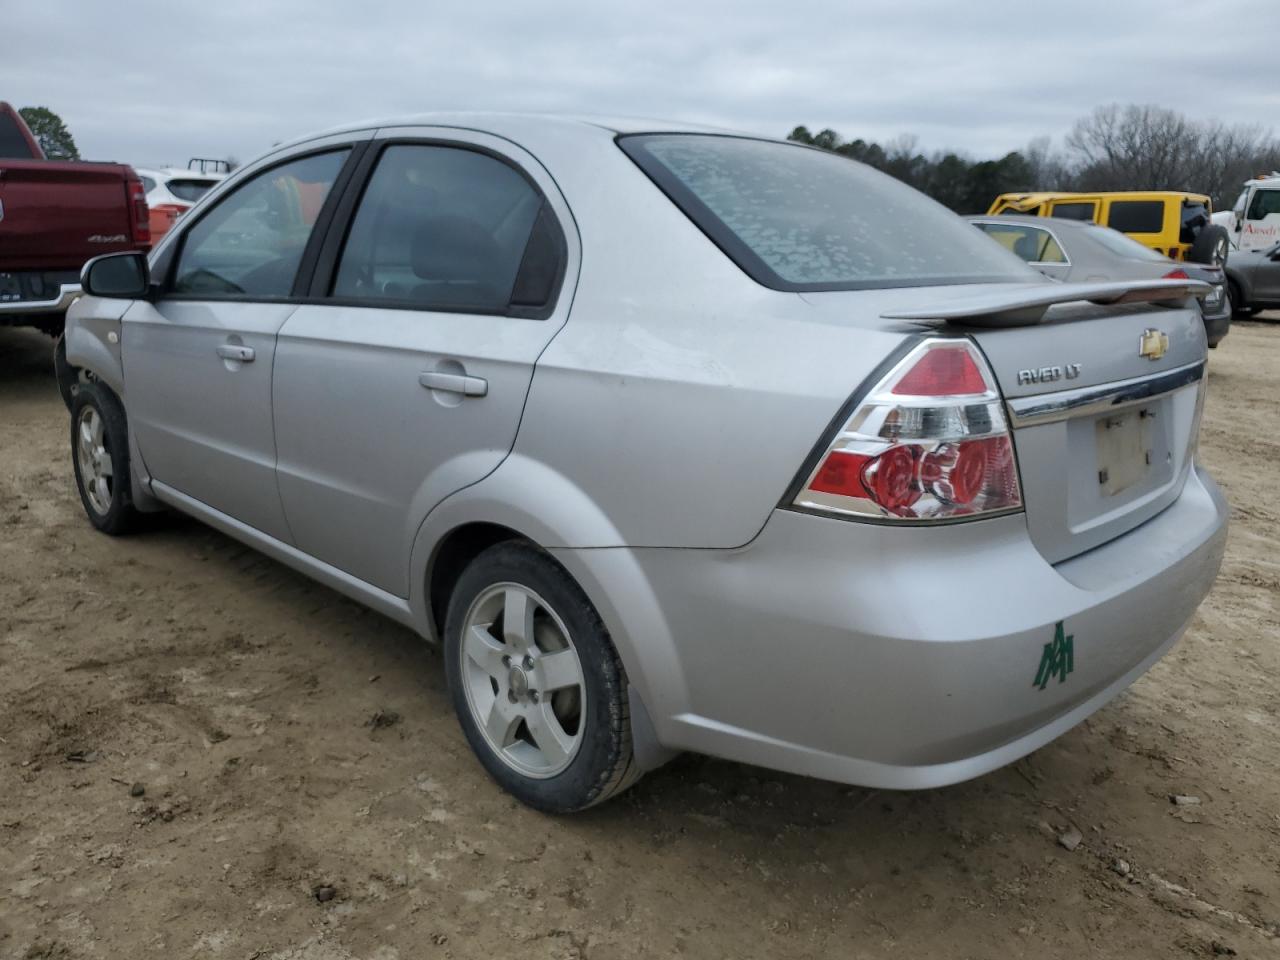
[443,541,640,812]
[70,383,138,535]
[1229,281,1254,319]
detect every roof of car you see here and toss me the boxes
[993,190,1211,206]
[279,112,767,154]
[133,166,225,181]
[966,214,1095,231]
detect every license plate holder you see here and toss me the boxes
[1095,408,1153,497]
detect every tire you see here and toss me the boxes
[53,335,79,412]
[1228,280,1254,319]
[1188,224,1230,266]
[443,541,640,813]
[70,382,139,535]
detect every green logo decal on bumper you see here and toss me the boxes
[1034,621,1074,690]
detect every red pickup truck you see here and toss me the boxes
[0,101,150,334]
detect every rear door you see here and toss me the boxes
[272,130,576,596]
[123,142,360,541]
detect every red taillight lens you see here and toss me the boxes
[794,339,1022,523]
[128,179,151,246]
[1163,269,1190,280]
[809,450,871,498]
[891,344,988,396]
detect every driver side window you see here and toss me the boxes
[171,150,348,298]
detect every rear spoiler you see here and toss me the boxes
[882,279,1211,328]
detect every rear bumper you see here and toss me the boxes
[555,464,1227,788]
[1203,307,1230,346]
[0,283,80,320]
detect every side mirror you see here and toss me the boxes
[80,251,150,299]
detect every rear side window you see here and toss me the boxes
[974,223,1067,263]
[0,111,36,158]
[332,145,557,312]
[139,176,157,194]
[167,178,219,203]
[1108,200,1165,234]
[620,135,1035,290]
[172,150,348,298]
[1050,202,1096,222]
[1000,205,1040,216]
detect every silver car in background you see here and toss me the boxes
[968,214,1231,346]
[63,115,1227,811]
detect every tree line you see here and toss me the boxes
[789,104,1280,214]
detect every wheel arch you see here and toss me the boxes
[407,454,688,742]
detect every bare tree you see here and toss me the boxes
[1066,104,1280,207]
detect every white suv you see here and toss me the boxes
[135,167,225,241]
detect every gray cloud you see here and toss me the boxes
[7,0,1277,170]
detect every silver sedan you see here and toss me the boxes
[967,214,1231,346]
[63,116,1227,811]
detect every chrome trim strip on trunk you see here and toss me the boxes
[1005,360,1205,428]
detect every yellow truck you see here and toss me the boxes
[987,191,1230,265]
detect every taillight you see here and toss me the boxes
[127,178,151,246]
[793,338,1022,522]
[1163,269,1190,280]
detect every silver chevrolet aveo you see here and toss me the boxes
[64,115,1227,812]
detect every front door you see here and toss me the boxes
[1241,188,1280,253]
[123,148,353,541]
[272,135,574,596]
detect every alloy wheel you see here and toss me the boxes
[75,405,114,516]
[460,583,586,778]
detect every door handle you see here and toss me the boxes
[216,344,255,363]
[418,371,487,397]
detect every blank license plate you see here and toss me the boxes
[1095,409,1152,497]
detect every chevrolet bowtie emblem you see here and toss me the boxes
[1138,328,1168,361]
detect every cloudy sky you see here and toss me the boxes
[7,0,1279,169]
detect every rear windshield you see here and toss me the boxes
[620,134,1036,291]
[167,178,219,202]
[1084,225,1168,262]
[0,112,37,159]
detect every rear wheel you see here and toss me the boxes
[443,541,639,812]
[70,383,138,535]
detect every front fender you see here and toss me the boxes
[64,295,130,397]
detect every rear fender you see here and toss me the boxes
[407,453,690,730]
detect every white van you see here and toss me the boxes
[1212,174,1280,252]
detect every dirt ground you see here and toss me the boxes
[1,318,1278,960]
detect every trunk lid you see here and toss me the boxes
[960,298,1206,563]
[803,281,1208,564]
[0,160,139,272]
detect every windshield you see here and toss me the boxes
[1083,225,1168,262]
[620,134,1038,291]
